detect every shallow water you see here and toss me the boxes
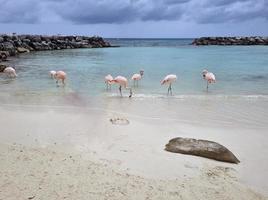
[2,43,268,97]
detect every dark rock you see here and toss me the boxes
[2,35,10,42]
[192,36,268,45]
[21,43,34,51]
[32,35,42,43]
[2,41,14,50]
[1,42,16,56]
[12,35,19,41]
[22,39,31,44]
[0,64,8,72]
[165,137,240,164]
[30,42,42,50]
[75,36,83,42]
[14,40,22,47]
[0,51,9,61]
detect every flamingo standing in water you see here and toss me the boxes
[131,70,144,87]
[202,69,216,91]
[161,74,177,95]
[49,70,56,79]
[55,71,67,86]
[111,76,132,97]
[3,67,17,78]
[104,74,113,90]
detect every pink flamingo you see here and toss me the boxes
[55,71,67,86]
[3,67,17,78]
[202,69,216,90]
[131,70,144,87]
[111,76,132,97]
[104,74,113,90]
[49,70,56,79]
[161,74,177,95]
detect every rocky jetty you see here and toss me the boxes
[192,36,268,45]
[0,34,112,61]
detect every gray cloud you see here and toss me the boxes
[0,0,267,24]
[0,0,40,23]
[53,0,140,24]
[189,0,268,23]
[53,0,186,24]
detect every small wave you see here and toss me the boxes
[106,93,268,100]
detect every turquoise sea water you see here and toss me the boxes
[1,39,268,105]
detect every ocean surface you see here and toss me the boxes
[0,38,268,106]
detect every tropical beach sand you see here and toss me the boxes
[0,143,265,200]
[0,96,268,199]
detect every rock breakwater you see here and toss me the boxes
[192,37,268,45]
[0,34,112,61]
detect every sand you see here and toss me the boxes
[0,97,268,199]
[0,143,266,200]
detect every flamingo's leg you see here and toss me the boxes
[119,85,122,96]
[62,79,65,85]
[128,87,133,98]
[167,84,172,95]
[170,84,173,95]
[206,81,209,91]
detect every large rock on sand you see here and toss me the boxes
[165,137,240,164]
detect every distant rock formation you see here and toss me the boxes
[192,36,268,45]
[0,34,112,61]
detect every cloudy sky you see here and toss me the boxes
[0,0,268,37]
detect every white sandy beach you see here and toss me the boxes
[0,96,268,199]
[0,142,266,200]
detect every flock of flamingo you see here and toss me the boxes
[104,69,216,97]
[2,66,216,97]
